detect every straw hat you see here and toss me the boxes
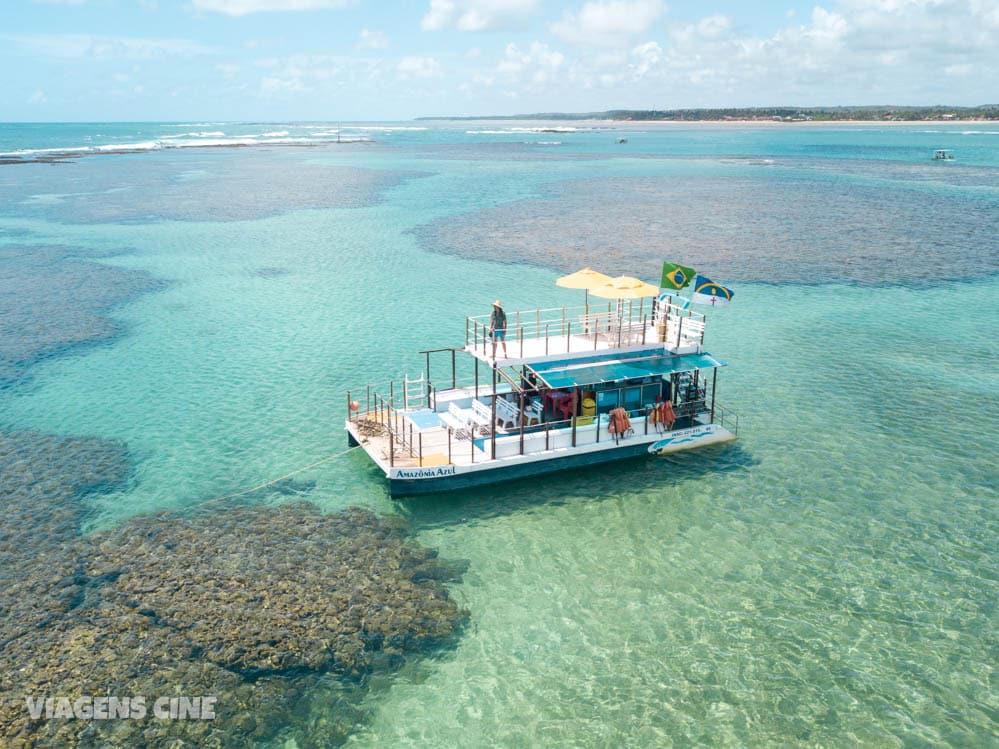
[493,300,502,307]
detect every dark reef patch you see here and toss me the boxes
[0,244,161,387]
[0,147,425,224]
[414,174,999,285]
[0,431,131,646]
[252,266,291,279]
[0,431,466,748]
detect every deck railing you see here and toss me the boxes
[466,300,705,358]
[466,303,660,359]
[709,400,739,436]
[346,383,733,469]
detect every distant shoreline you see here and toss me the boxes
[419,106,998,123]
[606,118,995,126]
[417,116,995,128]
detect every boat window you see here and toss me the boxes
[624,386,644,410]
[597,389,621,409]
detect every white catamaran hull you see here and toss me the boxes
[370,422,737,497]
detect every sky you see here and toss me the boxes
[1,0,997,121]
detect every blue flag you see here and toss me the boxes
[692,275,734,306]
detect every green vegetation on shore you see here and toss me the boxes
[421,105,999,122]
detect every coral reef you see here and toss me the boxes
[0,432,466,748]
[415,173,999,285]
[0,244,160,386]
[0,148,425,224]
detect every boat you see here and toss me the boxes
[932,149,955,160]
[345,280,739,497]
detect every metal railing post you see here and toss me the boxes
[491,369,497,460]
[710,368,718,423]
[519,391,526,455]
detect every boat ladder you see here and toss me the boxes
[403,373,427,411]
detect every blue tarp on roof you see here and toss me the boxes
[528,352,725,390]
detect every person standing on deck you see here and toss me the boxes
[490,300,508,360]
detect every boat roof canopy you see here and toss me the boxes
[527,351,726,390]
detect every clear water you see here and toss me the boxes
[1,122,997,746]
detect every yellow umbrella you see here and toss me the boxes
[588,276,659,299]
[555,266,613,315]
[555,266,613,290]
[588,275,660,329]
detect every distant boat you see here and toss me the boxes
[617,138,628,144]
[932,149,955,160]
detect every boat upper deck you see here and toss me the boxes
[464,298,706,366]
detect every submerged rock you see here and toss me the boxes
[0,432,467,748]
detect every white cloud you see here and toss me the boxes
[260,75,306,95]
[551,0,664,46]
[192,0,349,16]
[5,34,212,59]
[421,0,539,32]
[28,90,48,104]
[630,41,661,77]
[397,56,441,78]
[250,53,388,101]
[611,0,999,106]
[496,42,565,89]
[357,29,389,50]
[943,63,972,76]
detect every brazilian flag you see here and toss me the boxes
[660,262,695,290]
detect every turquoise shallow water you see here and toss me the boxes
[1,123,997,746]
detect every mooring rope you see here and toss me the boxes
[205,444,361,504]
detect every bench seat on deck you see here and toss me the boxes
[469,400,493,434]
[439,407,471,440]
[493,397,520,430]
